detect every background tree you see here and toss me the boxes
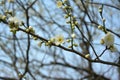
[0,0,120,80]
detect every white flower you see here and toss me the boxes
[55,35,64,45]
[101,32,114,47]
[71,33,76,38]
[57,1,62,8]
[8,17,19,24]
[8,17,21,28]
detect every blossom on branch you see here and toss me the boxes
[8,17,20,28]
[55,35,64,45]
[57,1,63,8]
[100,32,114,47]
[71,33,76,38]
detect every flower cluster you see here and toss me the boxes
[8,17,21,34]
[57,0,78,27]
[100,32,117,52]
[100,32,114,47]
[26,26,38,40]
[98,5,108,34]
[43,34,64,47]
[57,0,79,48]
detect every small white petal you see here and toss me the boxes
[71,33,76,38]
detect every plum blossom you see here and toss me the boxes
[101,32,114,47]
